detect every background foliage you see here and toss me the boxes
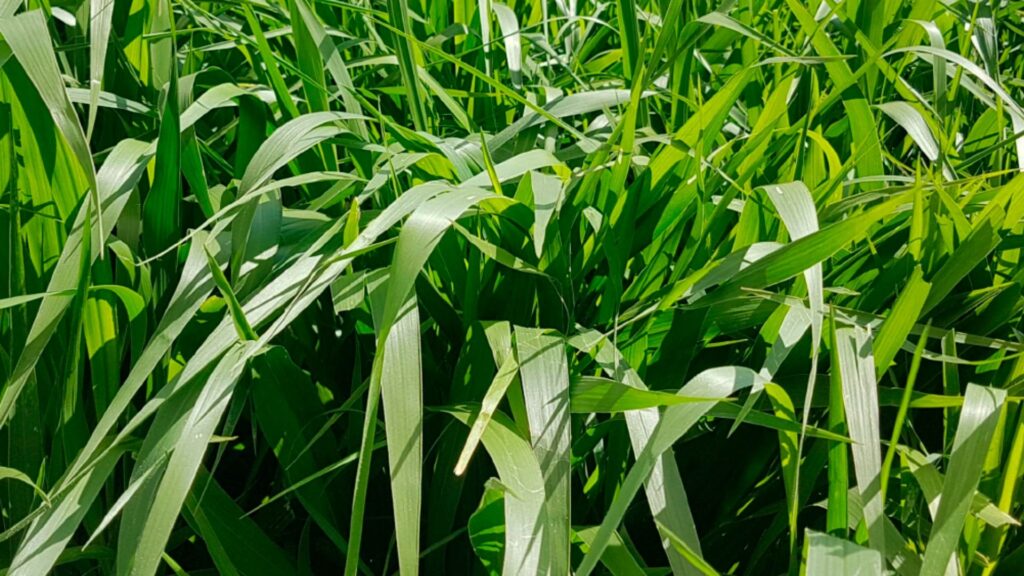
[3,0,1024,574]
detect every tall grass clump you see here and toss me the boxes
[3,0,1024,574]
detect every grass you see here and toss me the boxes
[2,0,1024,574]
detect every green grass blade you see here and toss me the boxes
[574,526,648,576]
[827,316,850,538]
[378,291,423,576]
[116,341,258,576]
[447,407,546,576]
[0,466,47,505]
[456,354,519,475]
[877,101,942,163]
[657,520,720,576]
[569,329,706,575]
[291,0,367,137]
[514,326,571,576]
[86,0,114,140]
[577,366,768,576]
[880,326,929,501]
[835,324,886,557]
[6,443,127,574]
[920,384,1007,575]
[0,10,100,246]
[571,376,732,412]
[385,0,427,131]
[142,70,181,259]
[697,191,911,307]
[0,138,150,428]
[804,530,883,574]
[873,267,931,376]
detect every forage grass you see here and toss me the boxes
[3,1,1024,575]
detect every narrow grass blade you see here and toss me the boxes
[456,354,519,475]
[291,0,367,136]
[575,526,647,576]
[491,3,522,87]
[921,384,1007,575]
[385,0,427,131]
[657,520,720,576]
[804,530,883,574]
[5,443,126,574]
[87,0,114,140]
[0,466,48,504]
[828,318,849,537]
[0,138,150,428]
[764,383,799,557]
[569,329,706,575]
[835,324,886,557]
[0,10,99,245]
[877,102,941,162]
[515,326,571,576]
[117,341,258,576]
[576,367,768,576]
[142,69,181,259]
[378,291,423,576]
[447,408,545,576]
[697,192,911,307]
[572,376,729,412]
[873,267,931,376]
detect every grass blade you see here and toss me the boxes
[577,366,768,576]
[447,408,545,576]
[377,290,423,576]
[514,326,571,576]
[86,0,114,140]
[921,384,1007,575]
[0,10,99,247]
[835,324,886,557]
[804,530,883,574]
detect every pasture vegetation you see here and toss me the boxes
[2,0,1024,574]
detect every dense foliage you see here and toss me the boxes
[3,0,1024,574]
